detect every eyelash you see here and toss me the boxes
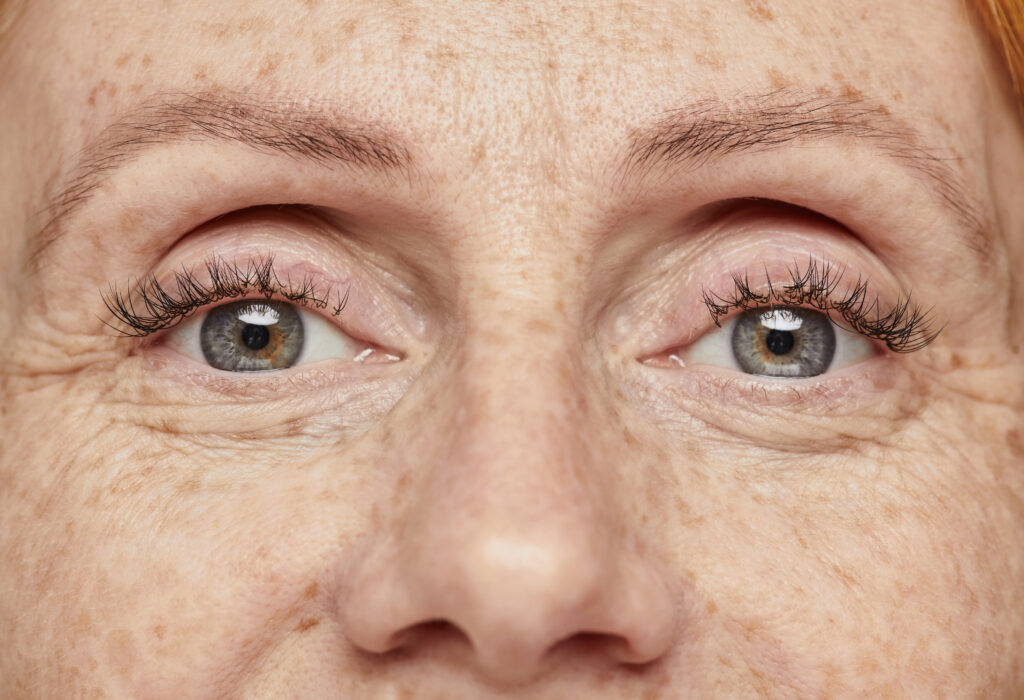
[700,258,940,353]
[103,254,348,337]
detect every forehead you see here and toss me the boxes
[7,0,983,145]
[0,0,994,264]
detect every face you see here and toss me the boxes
[2,0,1023,696]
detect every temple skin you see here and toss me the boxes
[1,0,1023,697]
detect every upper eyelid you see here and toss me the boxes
[697,260,940,353]
[103,254,349,338]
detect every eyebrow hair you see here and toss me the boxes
[32,91,415,262]
[618,89,989,256]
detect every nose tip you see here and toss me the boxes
[341,520,678,685]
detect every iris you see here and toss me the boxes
[200,300,305,371]
[730,307,836,377]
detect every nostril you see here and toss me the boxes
[548,630,660,668]
[389,618,474,656]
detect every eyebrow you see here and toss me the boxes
[618,89,989,256]
[32,91,415,261]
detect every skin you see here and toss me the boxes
[1,0,1023,697]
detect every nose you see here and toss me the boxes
[339,340,679,684]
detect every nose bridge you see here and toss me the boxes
[339,292,678,682]
[393,325,624,670]
[442,320,599,513]
[416,310,609,561]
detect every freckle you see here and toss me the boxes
[131,83,143,94]
[767,67,787,89]
[303,582,319,600]
[142,55,153,67]
[622,427,639,446]
[296,617,320,632]
[951,352,965,368]
[471,141,487,164]
[891,90,903,102]
[705,600,718,615]
[525,318,556,335]
[257,53,283,78]
[1007,428,1024,459]
[115,52,132,68]
[694,51,725,70]
[744,0,775,22]
[395,472,410,496]
[315,44,330,65]
[105,629,137,677]
[153,625,166,640]
[574,254,583,265]
[841,83,863,100]
[876,104,890,116]
[576,71,587,84]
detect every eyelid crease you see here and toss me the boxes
[102,254,350,337]
[700,256,941,353]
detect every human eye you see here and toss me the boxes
[652,258,940,379]
[103,254,399,372]
[685,306,873,378]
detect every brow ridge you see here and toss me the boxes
[32,91,414,263]
[619,88,988,255]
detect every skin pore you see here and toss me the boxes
[1,0,1023,697]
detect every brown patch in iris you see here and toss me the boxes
[745,0,775,22]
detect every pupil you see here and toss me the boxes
[241,324,270,351]
[765,329,795,355]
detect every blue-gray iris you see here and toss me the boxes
[200,300,304,371]
[731,307,836,377]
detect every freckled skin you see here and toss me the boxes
[0,0,1023,698]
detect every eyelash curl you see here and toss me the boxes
[103,254,348,337]
[701,258,940,353]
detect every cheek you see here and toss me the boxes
[668,414,1024,695]
[0,379,374,695]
